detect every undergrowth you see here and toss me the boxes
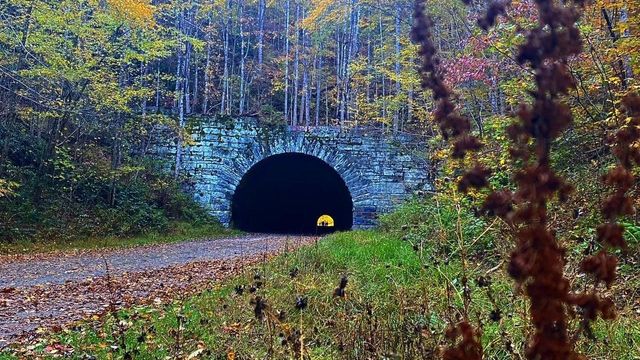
[5,218,638,359]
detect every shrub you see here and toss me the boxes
[0,154,220,243]
[380,196,497,261]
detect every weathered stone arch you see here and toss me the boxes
[216,132,370,228]
[154,117,433,229]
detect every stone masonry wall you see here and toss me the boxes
[154,117,433,229]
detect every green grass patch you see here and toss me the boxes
[0,222,240,255]
[4,230,638,359]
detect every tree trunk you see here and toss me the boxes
[366,26,371,103]
[304,54,310,127]
[393,5,401,133]
[174,15,183,112]
[379,13,387,125]
[203,16,212,114]
[175,9,187,178]
[239,0,246,114]
[335,30,342,120]
[257,0,266,66]
[155,65,160,112]
[338,19,348,125]
[601,8,634,87]
[315,53,321,126]
[284,0,291,122]
[345,1,359,122]
[141,62,148,117]
[184,37,192,115]
[292,1,300,126]
[300,9,309,126]
[175,89,185,179]
[221,7,230,115]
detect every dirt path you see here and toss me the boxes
[0,235,315,346]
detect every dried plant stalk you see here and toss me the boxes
[412,0,639,359]
[411,1,490,358]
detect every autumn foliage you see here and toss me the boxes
[413,0,639,358]
[106,0,155,27]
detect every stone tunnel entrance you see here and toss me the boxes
[231,153,353,234]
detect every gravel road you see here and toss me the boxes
[0,234,316,345]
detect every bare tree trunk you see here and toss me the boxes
[174,5,196,177]
[174,9,185,178]
[155,65,160,112]
[620,8,634,81]
[345,0,359,122]
[141,62,148,117]
[284,0,291,122]
[175,89,185,179]
[239,0,246,114]
[257,0,266,66]
[292,1,300,126]
[300,10,309,126]
[393,5,401,133]
[407,88,413,131]
[366,26,371,103]
[203,16,212,114]
[602,8,634,87]
[335,31,342,120]
[174,27,183,110]
[193,61,199,112]
[315,53,321,126]
[184,37,192,115]
[379,13,387,125]
[325,70,329,125]
[338,19,347,125]
[304,57,310,126]
[490,73,499,114]
[221,1,231,115]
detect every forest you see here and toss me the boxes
[1,0,637,240]
[0,0,639,359]
[0,0,459,240]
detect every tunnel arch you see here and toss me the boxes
[231,152,354,234]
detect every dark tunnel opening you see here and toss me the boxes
[231,153,353,234]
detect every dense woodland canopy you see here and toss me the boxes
[0,0,638,241]
[1,1,640,358]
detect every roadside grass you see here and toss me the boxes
[5,230,639,359]
[0,222,240,255]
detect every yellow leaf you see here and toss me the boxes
[106,0,156,27]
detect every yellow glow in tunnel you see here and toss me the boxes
[317,215,335,227]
